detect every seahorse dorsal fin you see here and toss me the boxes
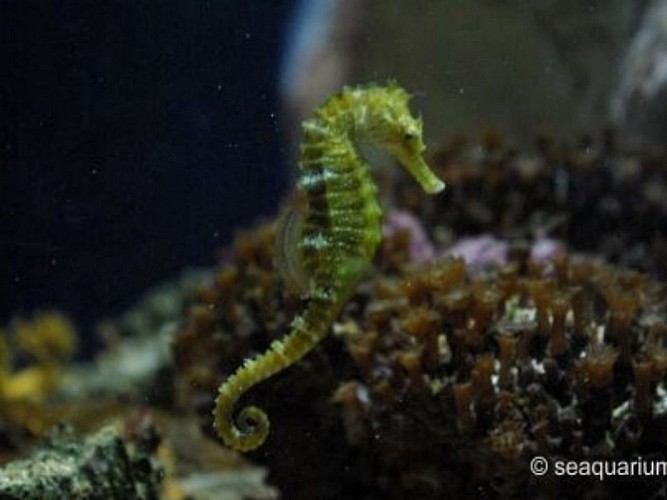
[275,204,309,297]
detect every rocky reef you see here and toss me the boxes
[4,128,667,499]
[0,424,162,499]
[0,280,278,500]
[173,132,667,499]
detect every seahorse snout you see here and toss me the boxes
[398,153,445,194]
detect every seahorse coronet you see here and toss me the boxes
[212,81,445,451]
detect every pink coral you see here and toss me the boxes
[382,210,436,264]
[442,235,508,268]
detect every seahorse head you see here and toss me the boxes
[355,82,445,195]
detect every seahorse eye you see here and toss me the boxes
[404,133,415,142]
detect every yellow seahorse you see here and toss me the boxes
[213,81,445,451]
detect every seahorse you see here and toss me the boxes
[213,81,445,451]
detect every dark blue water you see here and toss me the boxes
[2,0,294,356]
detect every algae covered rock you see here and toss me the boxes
[0,424,162,499]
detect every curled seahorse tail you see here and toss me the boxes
[213,368,271,452]
[213,298,340,451]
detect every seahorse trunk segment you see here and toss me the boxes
[213,81,445,451]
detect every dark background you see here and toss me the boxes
[1,1,294,356]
